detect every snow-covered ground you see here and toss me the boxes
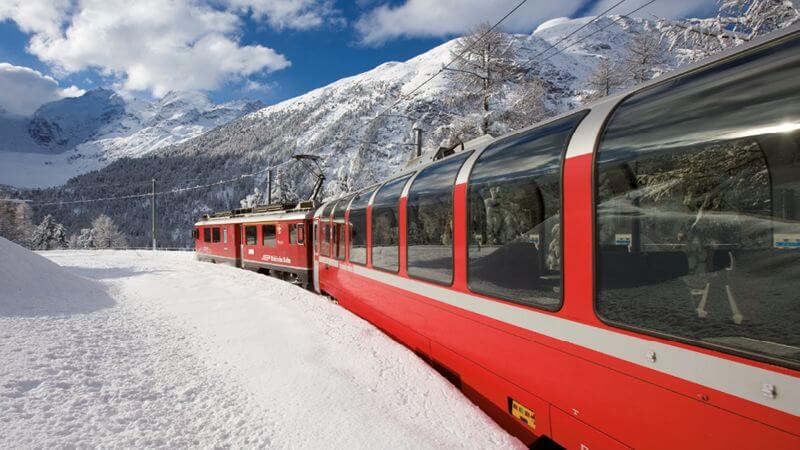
[0,239,521,448]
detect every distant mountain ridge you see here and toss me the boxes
[13,14,685,247]
[0,89,264,187]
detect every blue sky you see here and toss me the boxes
[0,0,716,115]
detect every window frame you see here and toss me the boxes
[262,223,277,248]
[348,186,378,266]
[370,175,413,273]
[406,151,473,286]
[591,34,800,370]
[465,111,588,311]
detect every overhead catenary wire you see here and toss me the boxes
[27,159,295,207]
[534,0,657,66]
[17,0,541,208]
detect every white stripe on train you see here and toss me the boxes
[318,256,799,417]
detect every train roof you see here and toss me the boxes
[195,201,315,226]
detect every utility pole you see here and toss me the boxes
[267,168,273,205]
[151,178,156,250]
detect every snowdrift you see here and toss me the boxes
[0,238,114,316]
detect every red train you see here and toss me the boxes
[194,203,314,287]
[196,26,800,449]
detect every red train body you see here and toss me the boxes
[194,206,314,287]
[196,26,800,449]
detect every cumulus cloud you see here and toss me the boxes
[355,0,585,45]
[0,62,84,116]
[226,0,343,30]
[2,0,291,97]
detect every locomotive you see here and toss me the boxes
[195,24,800,449]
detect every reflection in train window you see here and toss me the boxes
[320,202,334,257]
[245,226,257,246]
[262,224,276,247]
[468,113,586,308]
[349,187,377,265]
[333,195,353,261]
[372,175,412,272]
[407,152,472,285]
[595,34,800,367]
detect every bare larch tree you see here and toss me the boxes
[622,30,667,84]
[448,22,523,135]
[585,58,627,101]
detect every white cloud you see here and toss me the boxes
[0,62,84,116]
[0,0,71,37]
[355,0,585,45]
[2,0,291,97]
[226,0,342,30]
[242,79,276,93]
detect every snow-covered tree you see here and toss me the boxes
[448,22,524,134]
[30,214,68,250]
[661,0,800,63]
[91,214,127,248]
[0,200,16,242]
[502,76,552,131]
[585,58,627,101]
[623,30,668,84]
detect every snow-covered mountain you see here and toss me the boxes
[17,15,682,247]
[159,15,673,199]
[0,89,263,187]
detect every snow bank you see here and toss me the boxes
[0,237,113,315]
[2,249,522,448]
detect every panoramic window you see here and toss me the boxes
[407,152,472,284]
[262,224,276,248]
[320,202,335,257]
[245,226,257,246]
[333,195,353,261]
[349,187,377,265]
[203,227,211,243]
[468,113,586,308]
[595,35,800,367]
[372,175,412,272]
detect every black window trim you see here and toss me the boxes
[405,151,473,287]
[590,34,800,371]
[465,110,589,312]
[371,174,414,274]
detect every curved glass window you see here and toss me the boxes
[468,113,586,308]
[349,187,377,265]
[595,34,800,367]
[407,152,472,284]
[320,202,334,257]
[372,175,411,272]
[333,195,354,261]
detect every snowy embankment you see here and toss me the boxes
[0,238,521,448]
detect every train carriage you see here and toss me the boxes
[194,204,315,287]
[312,25,800,449]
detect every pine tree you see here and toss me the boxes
[30,214,68,250]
